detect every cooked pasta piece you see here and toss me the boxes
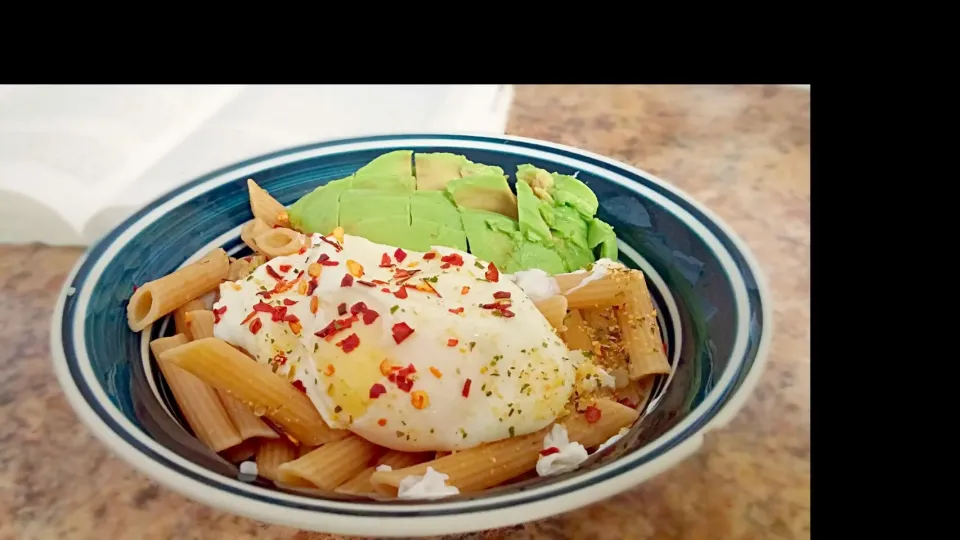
[127,248,230,331]
[159,337,347,446]
[276,435,381,491]
[534,295,568,332]
[173,299,208,337]
[254,228,306,259]
[370,399,638,494]
[149,334,242,452]
[581,307,628,366]
[240,218,272,254]
[336,450,433,496]
[616,376,656,411]
[247,178,289,228]
[561,309,593,352]
[555,269,629,309]
[256,438,299,482]
[227,254,266,281]
[616,272,671,379]
[221,438,259,463]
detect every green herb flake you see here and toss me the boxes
[390,305,400,314]
[474,261,484,269]
[469,342,477,351]
[508,426,515,437]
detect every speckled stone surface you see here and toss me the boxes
[0,85,810,540]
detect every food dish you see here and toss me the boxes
[52,134,771,537]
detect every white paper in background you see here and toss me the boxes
[0,84,514,246]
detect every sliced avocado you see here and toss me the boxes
[351,173,416,192]
[588,218,618,260]
[288,176,353,235]
[541,205,590,249]
[354,150,413,177]
[410,191,462,230]
[507,240,567,275]
[446,174,519,220]
[347,217,466,252]
[551,173,599,217]
[460,162,505,178]
[460,209,519,270]
[553,237,596,273]
[414,153,468,191]
[515,180,553,244]
[338,190,410,229]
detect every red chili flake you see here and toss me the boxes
[356,280,376,287]
[502,309,516,318]
[394,248,407,263]
[240,311,257,325]
[397,364,417,378]
[440,253,464,267]
[371,279,388,285]
[278,264,292,273]
[461,379,472,397]
[381,287,391,293]
[350,302,368,315]
[340,274,354,287]
[249,318,263,334]
[272,353,288,366]
[265,265,283,280]
[319,235,343,251]
[369,383,387,399]
[133,284,139,293]
[539,446,561,457]
[314,315,358,340]
[283,313,300,323]
[319,255,340,267]
[493,291,511,299]
[306,278,319,295]
[336,333,360,353]
[213,306,227,323]
[485,262,499,282]
[337,302,347,315]
[393,287,408,299]
[448,307,464,315]
[380,253,393,267]
[584,405,602,423]
[447,338,459,347]
[362,309,380,325]
[283,298,298,306]
[256,291,273,299]
[423,252,436,260]
[415,280,442,298]
[270,306,287,322]
[480,302,506,310]
[253,301,274,313]
[617,398,637,409]
[392,268,420,285]
[297,246,307,255]
[396,377,414,392]
[292,380,307,393]
[662,341,668,355]
[377,418,387,426]
[461,286,470,295]
[440,263,451,269]
[391,322,415,344]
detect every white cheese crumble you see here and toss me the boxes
[535,424,589,477]
[595,367,617,390]
[396,467,460,500]
[510,268,561,302]
[375,464,393,472]
[564,258,624,295]
[239,461,258,477]
[66,286,76,296]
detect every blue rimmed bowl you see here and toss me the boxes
[51,134,771,538]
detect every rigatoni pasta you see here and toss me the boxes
[276,435,381,491]
[254,228,306,258]
[617,272,671,379]
[555,269,629,309]
[336,450,433,496]
[256,438,299,483]
[247,179,289,227]
[534,294,568,332]
[128,248,229,331]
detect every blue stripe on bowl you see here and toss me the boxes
[52,134,770,522]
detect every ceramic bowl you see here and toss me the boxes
[51,134,771,537]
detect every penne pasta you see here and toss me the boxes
[149,334,242,452]
[616,272,671,379]
[159,337,348,446]
[555,269,629,309]
[247,178,289,228]
[534,295,568,332]
[127,248,230,331]
[227,254,267,281]
[256,438,299,482]
[561,309,594,352]
[221,438,259,463]
[174,299,208,338]
[254,227,306,259]
[370,399,639,494]
[277,435,381,491]
[240,218,272,254]
[336,450,433,496]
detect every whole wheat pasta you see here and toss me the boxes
[616,272,671,379]
[370,399,638,494]
[562,309,594,352]
[173,298,208,338]
[254,228,306,259]
[276,435,381,491]
[336,450,433,496]
[555,269,629,309]
[159,337,347,446]
[247,179,289,227]
[534,295,568,332]
[127,248,230,331]
[149,334,242,452]
[256,438,299,482]
[221,438,259,463]
[228,254,266,280]
[240,218,272,253]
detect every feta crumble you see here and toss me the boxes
[375,464,393,472]
[397,467,460,500]
[535,424,589,477]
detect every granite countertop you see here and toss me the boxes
[0,85,810,540]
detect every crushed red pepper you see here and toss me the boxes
[423,252,436,260]
[394,248,407,263]
[340,274,354,287]
[292,380,307,393]
[377,418,387,426]
[265,266,283,280]
[213,306,227,323]
[461,286,470,295]
[356,280,376,287]
[362,309,380,325]
[391,322,415,344]
[393,287,408,299]
[461,379,472,397]
[379,253,393,267]
[278,264,292,273]
[283,298,298,306]
[440,253,464,266]
[249,318,263,334]
[336,333,360,353]
[447,338,459,347]
[240,311,257,325]
[369,383,387,399]
[306,278,319,295]
[337,302,347,315]
[584,405,602,423]
[493,291,511,299]
[485,262,499,282]
[539,446,561,456]
[448,307,464,315]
